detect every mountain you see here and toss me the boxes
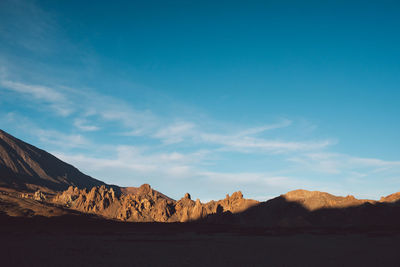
[20,183,400,227]
[0,129,257,222]
[0,129,105,192]
[2,128,400,229]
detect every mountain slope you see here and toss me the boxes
[0,129,105,192]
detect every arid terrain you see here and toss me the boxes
[2,215,400,267]
[1,129,400,266]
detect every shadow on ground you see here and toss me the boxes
[2,197,400,266]
[201,195,400,231]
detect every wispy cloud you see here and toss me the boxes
[53,145,209,182]
[235,119,292,136]
[0,80,64,102]
[1,76,334,155]
[73,118,100,132]
[36,129,89,148]
[200,133,334,153]
[153,121,196,144]
[2,112,89,149]
[53,148,307,200]
[0,79,73,116]
[0,75,158,134]
[199,171,301,188]
[152,118,332,153]
[288,152,400,174]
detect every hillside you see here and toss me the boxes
[0,129,105,192]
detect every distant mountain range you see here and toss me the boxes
[1,129,400,228]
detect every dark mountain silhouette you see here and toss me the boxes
[0,129,106,192]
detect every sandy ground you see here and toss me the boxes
[1,219,400,267]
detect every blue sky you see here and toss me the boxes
[1,0,399,201]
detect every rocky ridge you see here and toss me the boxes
[282,189,376,211]
[50,186,400,226]
[379,192,400,203]
[52,184,258,222]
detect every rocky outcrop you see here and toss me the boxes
[52,184,258,222]
[380,192,400,203]
[217,191,257,213]
[116,184,175,222]
[173,193,199,222]
[33,190,46,201]
[53,185,117,215]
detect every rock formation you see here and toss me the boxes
[380,192,400,203]
[52,184,258,222]
[33,190,46,201]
